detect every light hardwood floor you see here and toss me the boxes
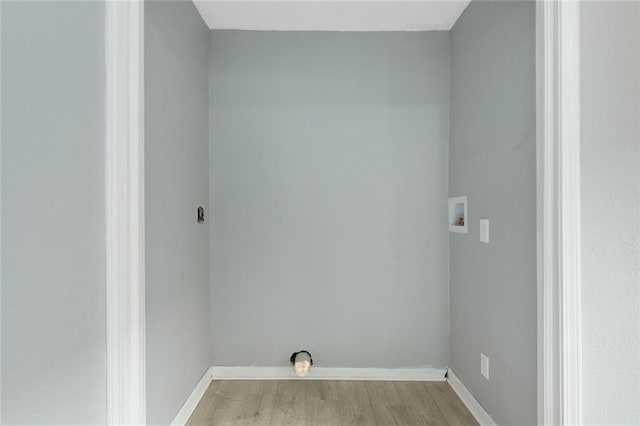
[187,380,478,425]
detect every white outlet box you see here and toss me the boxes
[448,196,468,233]
[481,353,489,380]
[479,219,490,243]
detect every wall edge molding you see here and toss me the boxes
[105,1,146,423]
[211,366,447,381]
[447,369,497,426]
[536,0,583,423]
[170,367,215,426]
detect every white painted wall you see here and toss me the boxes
[1,2,107,423]
[580,2,640,424]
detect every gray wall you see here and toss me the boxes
[581,2,640,424]
[210,31,450,367]
[145,1,211,424]
[449,2,536,425]
[1,2,107,423]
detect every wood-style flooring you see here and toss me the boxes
[187,380,478,425]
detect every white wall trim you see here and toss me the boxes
[557,2,582,424]
[105,1,146,424]
[210,366,446,381]
[446,370,496,426]
[171,367,215,426]
[536,1,582,424]
[0,2,3,421]
[537,3,558,423]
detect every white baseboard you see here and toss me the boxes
[171,367,214,426]
[211,366,447,381]
[447,369,497,426]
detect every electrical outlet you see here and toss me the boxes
[481,353,490,380]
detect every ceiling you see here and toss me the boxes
[192,1,471,32]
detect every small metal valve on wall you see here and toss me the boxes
[197,206,205,224]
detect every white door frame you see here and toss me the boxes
[105,0,146,424]
[536,0,582,425]
[103,0,582,424]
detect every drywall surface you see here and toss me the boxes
[145,1,211,423]
[581,2,640,424]
[1,2,106,423]
[210,31,450,367]
[449,1,536,425]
